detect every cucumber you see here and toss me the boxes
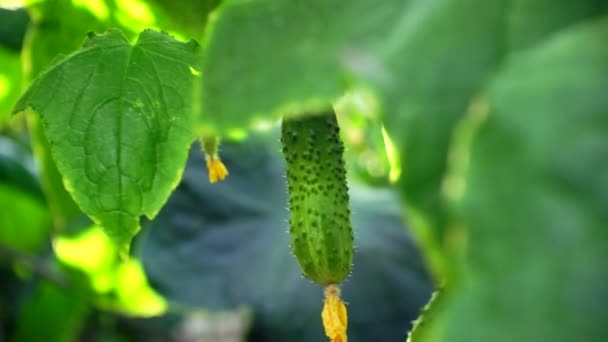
[281,110,354,285]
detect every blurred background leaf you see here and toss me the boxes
[144,0,220,39]
[440,18,608,342]
[0,184,49,253]
[0,8,27,127]
[10,269,90,342]
[0,135,49,254]
[335,91,397,187]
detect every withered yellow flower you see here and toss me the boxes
[201,135,228,183]
[206,155,229,183]
[322,285,348,342]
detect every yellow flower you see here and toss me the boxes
[206,155,229,183]
[322,285,348,342]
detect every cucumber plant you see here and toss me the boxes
[4,0,608,341]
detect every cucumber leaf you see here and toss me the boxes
[14,29,199,252]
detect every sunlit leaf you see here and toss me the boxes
[335,91,393,186]
[114,259,167,316]
[113,0,156,33]
[0,46,22,125]
[55,225,167,316]
[145,0,220,39]
[0,0,43,9]
[0,9,28,124]
[14,29,199,252]
[54,225,116,292]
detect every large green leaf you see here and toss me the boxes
[199,0,403,132]
[28,114,86,230]
[441,18,608,342]
[138,135,433,341]
[506,0,608,50]
[14,29,199,252]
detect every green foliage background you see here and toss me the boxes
[0,0,607,341]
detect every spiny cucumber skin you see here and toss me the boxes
[281,111,354,285]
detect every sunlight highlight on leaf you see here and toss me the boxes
[0,0,33,9]
[53,225,115,292]
[114,0,155,32]
[189,66,201,76]
[115,259,167,316]
[72,0,109,20]
[0,75,8,100]
[381,126,401,183]
[0,46,22,125]
[54,225,167,316]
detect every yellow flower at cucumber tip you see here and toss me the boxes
[205,154,228,183]
[322,285,348,342]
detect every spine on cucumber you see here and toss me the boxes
[281,110,353,285]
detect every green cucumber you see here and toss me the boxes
[281,110,354,285]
